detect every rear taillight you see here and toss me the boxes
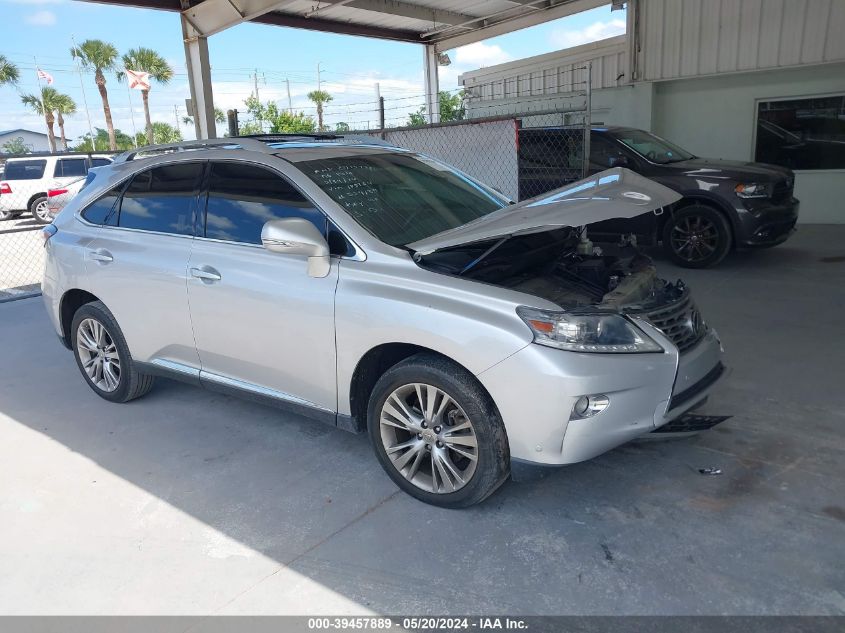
[0,182,11,195]
[48,188,68,198]
[40,224,57,247]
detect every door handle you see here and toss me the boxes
[88,249,113,263]
[190,266,222,282]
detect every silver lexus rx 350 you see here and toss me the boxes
[41,136,725,507]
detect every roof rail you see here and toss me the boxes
[238,133,343,142]
[112,137,274,163]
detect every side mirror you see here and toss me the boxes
[609,156,629,168]
[261,218,331,278]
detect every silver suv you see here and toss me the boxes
[41,136,725,507]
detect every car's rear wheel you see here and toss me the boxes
[71,301,155,403]
[662,203,732,268]
[367,353,509,508]
[0,209,22,221]
[30,196,52,224]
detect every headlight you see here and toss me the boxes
[517,307,663,353]
[735,182,771,199]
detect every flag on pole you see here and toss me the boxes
[125,69,151,91]
[37,68,54,85]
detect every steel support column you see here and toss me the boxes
[181,12,217,139]
[423,44,440,124]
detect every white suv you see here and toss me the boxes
[0,154,112,223]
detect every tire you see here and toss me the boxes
[30,195,52,225]
[0,209,22,221]
[367,353,510,508]
[70,300,155,403]
[662,203,732,269]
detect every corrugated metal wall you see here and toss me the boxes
[639,0,845,80]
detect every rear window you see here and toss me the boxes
[91,158,112,168]
[54,158,88,178]
[82,185,122,226]
[4,160,47,180]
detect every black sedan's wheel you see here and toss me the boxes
[662,204,732,268]
[368,353,510,508]
[71,301,155,403]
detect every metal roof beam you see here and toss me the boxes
[182,0,298,37]
[430,0,607,50]
[303,0,474,26]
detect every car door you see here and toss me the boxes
[82,161,203,370]
[187,160,339,414]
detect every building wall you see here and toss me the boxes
[651,63,845,223]
[0,131,51,153]
[637,0,845,81]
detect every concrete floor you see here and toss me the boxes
[0,226,843,615]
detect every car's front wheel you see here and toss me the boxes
[30,195,52,224]
[662,203,732,268]
[368,353,509,508]
[71,301,155,403]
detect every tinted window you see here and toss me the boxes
[119,163,202,235]
[82,185,122,226]
[755,95,845,170]
[54,158,88,178]
[204,162,327,245]
[589,135,629,169]
[5,160,46,180]
[91,158,112,168]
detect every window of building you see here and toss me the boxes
[54,158,88,178]
[755,95,845,170]
[118,163,202,235]
[203,162,328,246]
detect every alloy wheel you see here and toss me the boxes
[670,215,719,263]
[379,383,478,494]
[76,318,121,392]
[34,200,51,223]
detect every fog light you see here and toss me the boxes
[571,394,610,420]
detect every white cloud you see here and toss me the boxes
[7,0,64,4]
[454,42,513,68]
[25,9,56,25]
[550,19,626,49]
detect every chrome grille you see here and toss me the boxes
[640,294,705,353]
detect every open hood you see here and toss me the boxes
[407,168,681,255]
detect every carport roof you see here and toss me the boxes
[82,0,607,49]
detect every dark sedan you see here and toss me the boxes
[518,126,800,268]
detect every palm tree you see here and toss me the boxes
[21,87,61,152]
[118,48,174,145]
[54,93,77,151]
[0,54,20,86]
[70,39,119,150]
[307,89,333,131]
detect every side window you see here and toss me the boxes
[4,160,47,180]
[91,158,112,168]
[54,158,88,178]
[82,185,122,226]
[589,136,628,170]
[118,163,202,235]
[203,162,329,246]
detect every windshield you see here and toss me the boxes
[295,152,509,246]
[610,129,695,164]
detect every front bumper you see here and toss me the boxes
[737,197,799,247]
[477,325,725,466]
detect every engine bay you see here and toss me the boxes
[417,228,687,312]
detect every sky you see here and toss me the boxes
[0,0,625,144]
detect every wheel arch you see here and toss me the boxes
[27,192,47,212]
[659,194,738,245]
[59,289,101,349]
[347,343,488,433]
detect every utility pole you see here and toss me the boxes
[317,62,321,91]
[285,78,292,114]
[374,82,380,128]
[253,69,260,102]
[174,105,181,133]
